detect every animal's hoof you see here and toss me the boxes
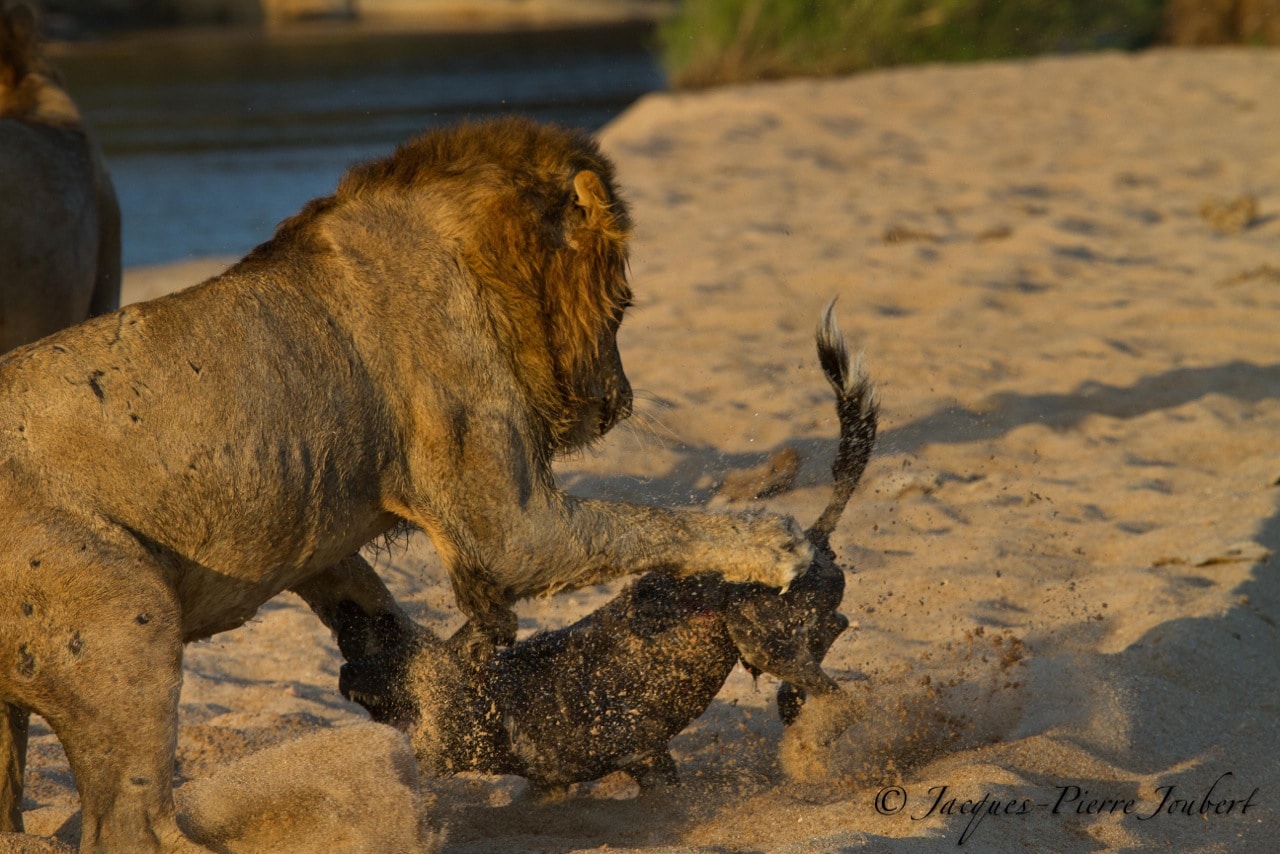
[777,683,806,726]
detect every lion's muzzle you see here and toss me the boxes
[601,374,633,434]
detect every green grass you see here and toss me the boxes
[660,0,1166,88]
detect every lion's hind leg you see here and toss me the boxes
[2,520,202,851]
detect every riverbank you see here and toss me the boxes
[52,21,664,267]
[9,46,1280,852]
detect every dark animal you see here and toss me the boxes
[336,303,878,793]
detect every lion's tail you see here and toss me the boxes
[807,300,879,548]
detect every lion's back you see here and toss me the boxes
[0,268,400,596]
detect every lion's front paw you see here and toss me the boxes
[480,606,518,648]
[725,513,812,591]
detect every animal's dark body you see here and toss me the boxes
[337,304,879,791]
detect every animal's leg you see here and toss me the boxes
[413,491,810,641]
[444,618,507,665]
[519,499,812,594]
[448,588,518,649]
[54,606,200,852]
[55,665,199,852]
[773,606,855,727]
[776,684,805,727]
[10,540,201,853]
[88,166,122,317]
[0,702,28,833]
[399,399,810,638]
[774,608,851,724]
[290,554,418,661]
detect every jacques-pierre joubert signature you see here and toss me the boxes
[874,772,1258,845]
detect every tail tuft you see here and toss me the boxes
[809,300,879,545]
[816,300,852,397]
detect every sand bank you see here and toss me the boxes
[9,46,1280,852]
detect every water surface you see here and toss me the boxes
[54,24,665,267]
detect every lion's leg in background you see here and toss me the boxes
[290,555,419,661]
[1,701,29,833]
[88,171,122,318]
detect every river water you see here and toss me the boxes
[53,23,665,267]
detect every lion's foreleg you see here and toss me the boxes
[403,428,810,640]
[0,702,28,833]
[496,497,813,602]
[422,499,811,646]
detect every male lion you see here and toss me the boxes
[0,0,121,351]
[0,117,809,851]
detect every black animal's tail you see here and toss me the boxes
[808,300,878,548]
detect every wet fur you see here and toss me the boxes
[337,305,878,791]
[0,117,811,850]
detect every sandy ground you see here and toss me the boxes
[7,47,1280,852]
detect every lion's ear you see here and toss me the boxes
[1,1,38,75]
[6,2,37,46]
[573,170,609,220]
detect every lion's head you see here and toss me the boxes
[1,1,68,121]
[336,117,635,455]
